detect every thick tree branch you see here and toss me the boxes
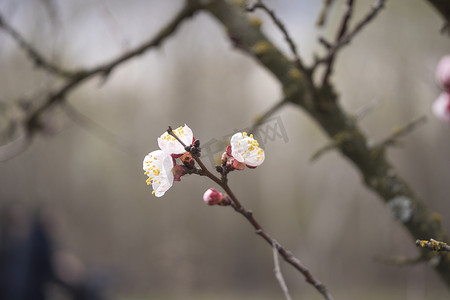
[426,0,450,25]
[198,0,450,286]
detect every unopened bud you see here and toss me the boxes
[215,165,224,173]
[221,151,228,165]
[203,188,231,206]
[180,152,195,168]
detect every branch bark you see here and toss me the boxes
[197,0,450,285]
[426,0,450,24]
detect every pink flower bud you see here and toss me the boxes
[221,151,228,165]
[436,55,450,91]
[432,92,450,123]
[203,188,231,206]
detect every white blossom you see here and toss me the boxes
[143,150,174,197]
[158,124,194,155]
[230,132,265,167]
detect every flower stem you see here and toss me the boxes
[167,126,334,300]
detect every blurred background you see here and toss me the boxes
[1,0,450,299]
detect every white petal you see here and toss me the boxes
[143,150,174,196]
[230,132,247,163]
[157,124,194,155]
[158,137,185,154]
[179,124,194,146]
[245,148,265,167]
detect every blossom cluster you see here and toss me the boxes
[433,55,450,123]
[143,125,194,197]
[143,126,265,198]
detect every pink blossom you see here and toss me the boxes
[203,188,231,206]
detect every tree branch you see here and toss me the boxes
[417,239,450,252]
[314,0,386,72]
[426,0,450,25]
[321,0,355,84]
[167,127,335,300]
[198,0,450,286]
[2,0,201,140]
[247,0,307,74]
[0,14,79,78]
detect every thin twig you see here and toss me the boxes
[250,98,288,133]
[0,135,32,162]
[272,242,292,300]
[247,0,307,73]
[61,102,134,155]
[377,116,427,149]
[167,126,335,300]
[314,0,386,70]
[10,0,200,139]
[0,14,78,78]
[321,0,355,84]
[354,97,380,121]
[416,239,450,252]
[310,130,352,161]
[316,0,337,27]
[311,115,426,162]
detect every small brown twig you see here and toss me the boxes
[247,0,307,74]
[3,0,200,143]
[167,126,335,300]
[316,0,337,27]
[0,13,79,78]
[272,241,292,300]
[416,239,450,252]
[314,0,386,72]
[250,98,288,133]
[321,0,355,85]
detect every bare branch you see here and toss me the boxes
[316,0,337,27]
[377,116,427,149]
[168,125,335,300]
[0,14,78,78]
[321,0,355,84]
[272,242,292,300]
[250,98,288,133]
[61,102,134,155]
[417,239,450,252]
[247,0,307,73]
[17,0,200,139]
[314,0,386,72]
[426,0,450,25]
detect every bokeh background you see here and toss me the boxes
[1,0,450,299]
